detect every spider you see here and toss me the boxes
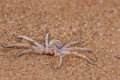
[4,33,94,69]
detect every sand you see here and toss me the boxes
[0,0,120,80]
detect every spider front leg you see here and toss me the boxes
[16,36,44,48]
[4,43,43,57]
[16,45,43,57]
[16,49,33,57]
[4,43,31,49]
[4,43,33,57]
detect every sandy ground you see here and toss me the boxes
[0,0,120,80]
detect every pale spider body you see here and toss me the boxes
[4,33,94,69]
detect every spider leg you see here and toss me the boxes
[4,43,31,49]
[46,33,49,47]
[64,47,93,53]
[16,45,44,57]
[61,51,94,65]
[16,49,33,57]
[62,41,82,49]
[15,36,43,48]
[72,52,94,64]
[4,43,44,55]
[31,46,45,55]
[57,55,63,69]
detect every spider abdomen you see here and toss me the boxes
[49,39,62,49]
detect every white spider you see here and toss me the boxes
[4,33,94,69]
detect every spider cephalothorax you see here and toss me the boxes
[4,33,94,69]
